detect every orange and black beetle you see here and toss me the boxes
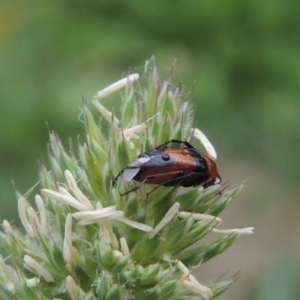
[114,139,221,195]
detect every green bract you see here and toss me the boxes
[0,59,253,300]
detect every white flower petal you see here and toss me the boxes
[181,279,212,298]
[64,170,78,190]
[177,211,222,225]
[123,123,147,138]
[120,237,130,256]
[176,260,192,278]
[95,74,139,99]
[99,219,119,250]
[177,260,212,298]
[66,275,78,297]
[63,214,73,264]
[64,170,93,210]
[26,277,40,287]
[27,207,40,235]
[212,227,254,235]
[191,128,217,160]
[72,206,123,225]
[176,260,201,284]
[24,255,54,282]
[41,189,88,212]
[92,99,120,127]
[3,220,14,237]
[116,217,153,232]
[18,196,35,237]
[113,250,123,259]
[35,195,48,232]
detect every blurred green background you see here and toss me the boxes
[1,0,299,299]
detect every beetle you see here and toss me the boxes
[113,139,221,196]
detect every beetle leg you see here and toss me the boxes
[123,170,190,196]
[119,177,149,196]
[119,170,184,196]
[112,170,123,188]
[145,172,194,196]
[146,173,203,196]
